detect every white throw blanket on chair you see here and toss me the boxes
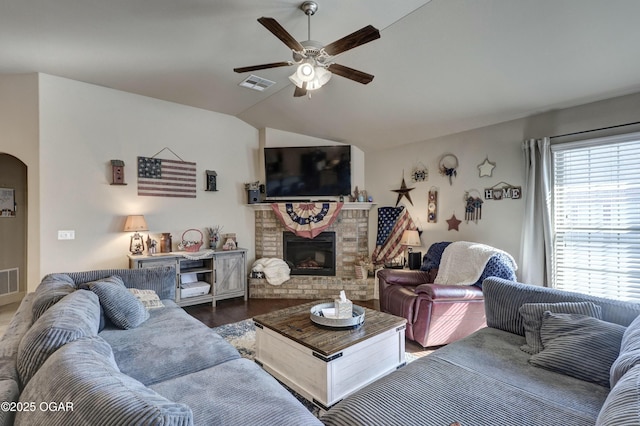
[251,258,291,286]
[434,241,517,285]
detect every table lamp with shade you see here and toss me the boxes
[124,215,148,255]
[400,229,422,270]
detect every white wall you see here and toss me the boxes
[37,74,259,288]
[366,120,525,269]
[0,74,40,293]
[366,91,640,280]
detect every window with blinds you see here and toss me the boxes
[551,132,640,301]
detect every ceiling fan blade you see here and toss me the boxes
[293,82,307,97]
[234,62,292,73]
[258,17,304,52]
[322,25,380,56]
[327,63,374,84]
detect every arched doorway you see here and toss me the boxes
[0,153,27,306]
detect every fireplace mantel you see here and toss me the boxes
[250,202,376,211]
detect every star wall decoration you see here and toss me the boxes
[478,157,496,177]
[446,214,462,231]
[392,177,415,206]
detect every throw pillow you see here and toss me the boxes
[529,312,625,387]
[17,290,100,385]
[518,301,602,355]
[16,336,193,425]
[87,276,149,329]
[128,288,165,310]
[31,274,76,322]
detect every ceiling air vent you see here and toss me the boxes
[239,75,276,91]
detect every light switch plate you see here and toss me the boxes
[58,230,75,240]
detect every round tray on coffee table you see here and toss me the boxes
[309,302,365,329]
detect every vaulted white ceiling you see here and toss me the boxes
[2,0,640,151]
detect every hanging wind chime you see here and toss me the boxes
[464,190,483,223]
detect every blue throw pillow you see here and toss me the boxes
[518,301,602,355]
[530,312,625,387]
[87,276,149,329]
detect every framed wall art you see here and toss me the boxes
[0,188,16,217]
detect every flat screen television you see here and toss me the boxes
[264,145,351,198]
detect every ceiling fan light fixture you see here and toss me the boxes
[296,61,315,82]
[288,71,303,88]
[307,66,332,91]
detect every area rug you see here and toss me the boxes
[211,318,422,363]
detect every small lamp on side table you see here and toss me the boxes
[124,215,148,255]
[400,229,422,270]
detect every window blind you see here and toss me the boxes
[552,133,640,301]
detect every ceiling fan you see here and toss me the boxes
[233,1,380,98]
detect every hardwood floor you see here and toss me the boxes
[184,297,434,356]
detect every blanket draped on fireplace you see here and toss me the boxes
[270,202,343,239]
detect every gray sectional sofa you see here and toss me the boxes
[0,267,321,426]
[321,277,640,426]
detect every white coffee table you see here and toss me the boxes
[253,301,407,410]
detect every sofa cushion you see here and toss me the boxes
[15,336,193,426]
[596,364,640,426]
[322,327,609,426]
[610,314,640,387]
[150,358,321,426]
[16,290,100,385]
[31,273,76,322]
[98,301,240,386]
[519,301,602,354]
[87,275,149,329]
[530,312,625,387]
[128,288,165,310]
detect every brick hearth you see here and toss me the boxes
[250,204,376,300]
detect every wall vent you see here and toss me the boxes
[0,268,18,296]
[239,75,276,91]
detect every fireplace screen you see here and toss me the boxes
[283,231,336,276]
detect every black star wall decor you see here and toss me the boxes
[392,177,415,206]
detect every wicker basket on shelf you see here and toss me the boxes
[179,229,203,252]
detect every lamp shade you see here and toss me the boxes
[400,230,421,247]
[123,215,148,232]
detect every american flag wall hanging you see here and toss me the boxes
[137,156,197,198]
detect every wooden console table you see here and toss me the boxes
[128,249,247,307]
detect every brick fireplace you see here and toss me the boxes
[250,203,375,300]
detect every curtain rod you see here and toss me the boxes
[550,121,640,139]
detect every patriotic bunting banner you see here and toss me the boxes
[137,157,197,198]
[371,206,417,264]
[271,202,343,239]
